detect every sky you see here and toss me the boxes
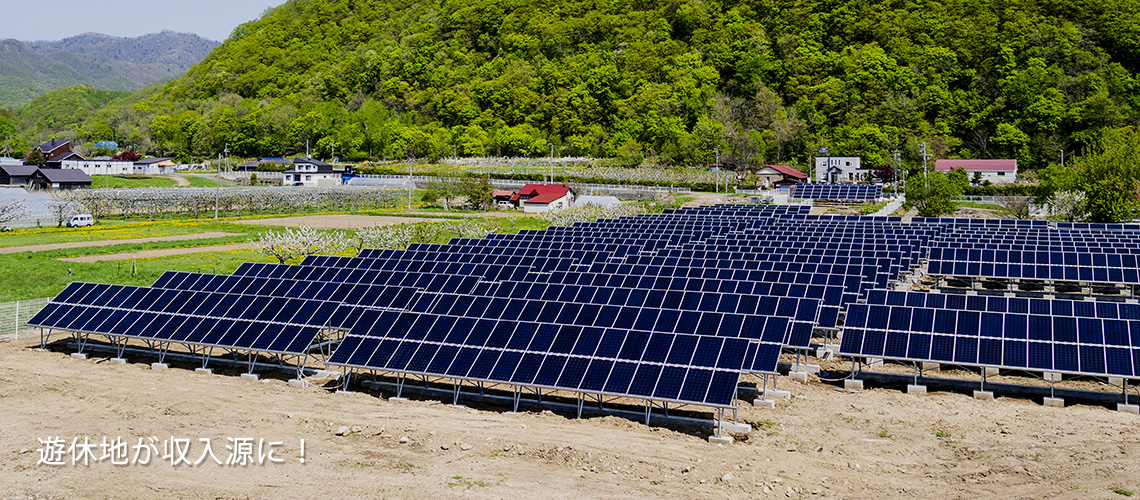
[5,0,283,42]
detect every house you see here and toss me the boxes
[934,159,1018,184]
[236,161,261,172]
[0,165,37,186]
[754,164,808,187]
[30,168,92,190]
[815,156,865,183]
[282,157,345,187]
[61,158,135,176]
[34,139,84,168]
[511,184,575,213]
[0,157,22,166]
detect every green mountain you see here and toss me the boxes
[0,31,218,109]
[23,0,1140,169]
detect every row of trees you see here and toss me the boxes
[7,0,1138,173]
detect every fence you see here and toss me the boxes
[0,297,51,341]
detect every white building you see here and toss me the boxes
[934,159,1018,184]
[62,157,176,176]
[814,156,865,183]
[283,158,345,187]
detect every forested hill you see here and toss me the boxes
[35,0,1140,169]
[0,31,217,109]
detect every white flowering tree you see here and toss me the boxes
[0,200,26,225]
[448,219,496,239]
[249,226,349,264]
[541,202,647,227]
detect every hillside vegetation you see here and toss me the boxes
[0,31,218,109]
[11,0,1140,170]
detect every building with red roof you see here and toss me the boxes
[510,184,575,213]
[934,159,1017,184]
[753,164,808,187]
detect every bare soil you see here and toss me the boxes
[2,336,1137,499]
[0,233,239,255]
[234,214,450,230]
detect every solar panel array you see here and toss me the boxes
[790,183,883,200]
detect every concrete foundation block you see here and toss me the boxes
[865,358,884,367]
[973,390,994,400]
[1043,372,1063,383]
[907,384,927,395]
[314,370,341,379]
[240,373,260,382]
[288,378,308,388]
[194,368,212,375]
[150,363,168,371]
[753,399,776,409]
[792,363,821,374]
[844,379,864,391]
[763,389,792,399]
[708,435,734,445]
[1117,404,1140,415]
[921,362,941,372]
[789,371,809,384]
[1109,377,1125,387]
[815,348,835,360]
[388,397,409,402]
[71,353,88,360]
[109,358,127,365]
[1043,397,1065,408]
[718,421,752,433]
[983,367,1000,377]
[335,390,351,394]
[449,404,467,409]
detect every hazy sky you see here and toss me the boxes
[6,0,283,42]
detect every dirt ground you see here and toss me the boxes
[0,233,239,255]
[2,336,1138,499]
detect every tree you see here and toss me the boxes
[24,149,44,166]
[903,170,961,217]
[248,226,347,264]
[871,164,895,183]
[111,150,141,161]
[994,195,1033,219]
[423,169,465,210]
[1071,129,1140,223]
[48,200,78,227]
[0,200,25,224]
[947,167,970,191]
[459,176,493,210]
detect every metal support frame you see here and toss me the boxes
[341,368,354,392]
[714,407,725,438]
[452,378,462,406]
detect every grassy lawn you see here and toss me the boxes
[90,175,179,188]
[184,176,223,188]
[0,211,550,302]
[957,201,1003,210]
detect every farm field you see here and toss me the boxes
[1,337,1137,499]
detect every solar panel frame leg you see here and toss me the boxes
[452,379,462,406]
[644,400,652,426]
[342,368,354,392]
[397,374,407,399]
[203,347,214,370]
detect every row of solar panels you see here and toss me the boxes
[864,290,1140,319]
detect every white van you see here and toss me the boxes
[66,214,94,228]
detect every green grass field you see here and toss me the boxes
[90,175,179,188]
[183,176,225,188]
[0,212,549,302]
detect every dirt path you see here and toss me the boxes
[169,175,191,187]
[2,337,1138,499]
[0,232,240,254]
[58,243,252,263]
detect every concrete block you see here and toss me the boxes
[288,379,308,388]
[150,363,168,371]
[109,358,127,365]
[1109,377,1125,387]
[844,379,864,391]
[717,421,752,433]
[1043,397,1065,408]
[763,390,792,399]
[973,391,994,401]
[865,357,884,367]
[1117,404,1140,415]
[1043,372,1063,383]
[983,367,1000,377]
[906,384,927,395]
[240,373,260,382]
[314,370,342,379]
[449,404,467,409]
[335,390,351,394]
[707,435,734,445]
[194,368,212,375]
[388,397,409,402]
[921,362,941,372]
[791,363,821,374]
[71,353,88,360]
[789,371,809,384]
[815,348,835,360]
[752,399,775,409]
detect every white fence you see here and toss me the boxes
[0,297,51,341]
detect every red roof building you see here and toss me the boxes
[934,159,1018,184]
[511,184,575,212]
[754,164,808,187]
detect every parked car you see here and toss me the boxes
[66,214,95,228]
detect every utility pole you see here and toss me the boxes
[548,143,554,184]
[920,142,930,189]
[892,149,900,198]
[215,153,221,219]
[1061,149,1065,167]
